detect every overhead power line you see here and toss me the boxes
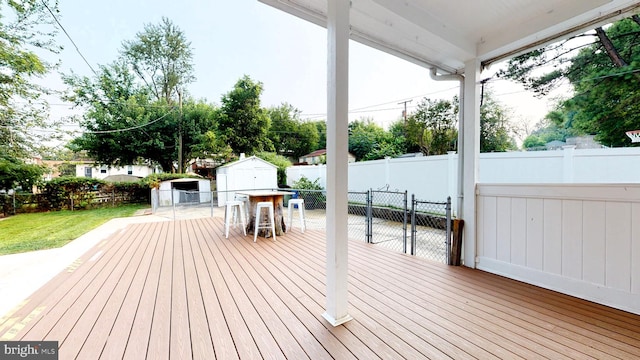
[41,0,97,75]
[87,107,178,134]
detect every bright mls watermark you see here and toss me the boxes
[0,341,58,360]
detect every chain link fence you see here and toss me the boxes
[151,188,218,220]
[411,196,452,263]
[368,190,408,253]
[4,185,454,263]
[147,186,454,264]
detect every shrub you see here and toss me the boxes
[38,177,105,211]
[291,176,323,191]
[291,176,325,210]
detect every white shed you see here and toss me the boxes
[216,156,278,206]
[156,178,212,207]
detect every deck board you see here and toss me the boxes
[120,222,169,360]
[147,221,174,359]
[70,222,157,358]
[2,217,639,359]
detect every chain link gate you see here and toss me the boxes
[347,191,369,241]
[410,196,452,263]
[368,190,408,253]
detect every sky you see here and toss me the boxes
[42,0,558,142]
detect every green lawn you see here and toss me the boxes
[0,204,148,255]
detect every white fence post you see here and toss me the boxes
[562,145,576,183]
[385,156,391,187]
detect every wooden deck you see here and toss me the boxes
[1,217,639,359]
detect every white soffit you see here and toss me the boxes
[258,0,640,73]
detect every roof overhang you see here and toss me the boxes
[258,0,640,74]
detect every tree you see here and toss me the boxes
[267,103,319,159]
[521,103,581,150]
[217,75,273,155]
[348,118,403,161]
[405,98,458,155]
[65,19,216,173]
[1,0,61,157]
[500,16,640,146]
[480,94,517,152]
[121,17,195,104]
[0,154,44,191]
[388,120,412,154]
[65,62,218,172]
[181,102,232,167]
[312,120,327,150]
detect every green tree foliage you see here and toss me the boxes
[57,163,76,177]
[500,16,640,147]
[1,0,61,157]
[65,20,217,173]
[388,120,412,154]
[0,154,44,191]
[217,75,273,155]
[348,118,403,161]
[267,103,319,159]
[120,17,195,104]
[405,98,458,155]
[65,62,218,172]
[480,94,517,152]
[312,120,327,150]
[521,105,581,149]
[404,95,515,154]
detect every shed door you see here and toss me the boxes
[235,168,259,190]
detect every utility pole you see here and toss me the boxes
[398,99,412,123]
[398,99,412,137]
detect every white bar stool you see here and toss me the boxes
[287,198,306,233]
[254,201,276,242]
[224,200,246,238]
[234,194,250,221]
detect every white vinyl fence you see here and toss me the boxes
[476,183,640,315]
[287,146,640,215]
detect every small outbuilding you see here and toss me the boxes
[216,155,278,206]
[155,178,212,207]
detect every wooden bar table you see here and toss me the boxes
[236,190,294,238]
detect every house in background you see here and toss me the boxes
[299,149,356,164]
[545,135,603,150]
[76,163,160,180]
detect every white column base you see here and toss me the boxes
[322,312,353,327]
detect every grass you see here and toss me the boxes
[0,204,148,256]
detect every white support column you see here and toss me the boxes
[447,151,456,214]
[462,59,481,269]
[323,0,352,327]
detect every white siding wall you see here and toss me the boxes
[76,164,156,179]
[476,184,640,315]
